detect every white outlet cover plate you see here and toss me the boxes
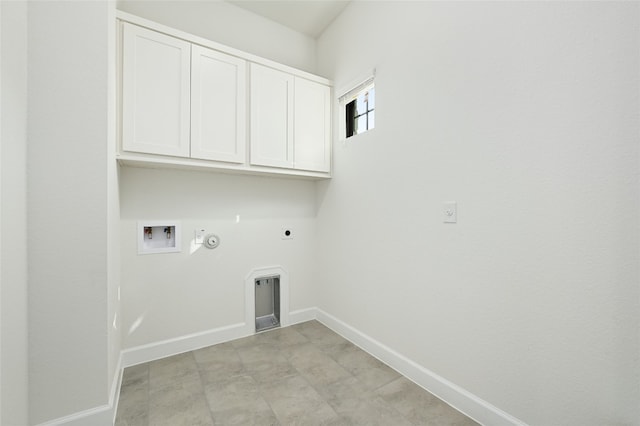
[195,229,206,244]
[443,202,457,223]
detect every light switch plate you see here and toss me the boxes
[443,202,457,223]
[195,229,206,244]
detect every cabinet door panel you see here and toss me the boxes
[191,45,246,163]
[294,78,331,172]
[250,64,294,168]
[122,23,190,157]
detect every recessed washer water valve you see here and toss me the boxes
[203,234,220,249]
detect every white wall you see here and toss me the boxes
[316,2,639,425]
[116,1,320,354]
[117,0,317,74]
[1,1,29,424]
[28,1,117,423]
[107,0,122,414]
[120,168,317,349]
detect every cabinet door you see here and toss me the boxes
[250,64,294,168]
[191,45,246,163]
[294,78,331,172]
[122,23,190,157]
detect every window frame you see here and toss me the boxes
[338,73,375,141]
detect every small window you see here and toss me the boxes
[345,86,375,138]
[339,73,375,140]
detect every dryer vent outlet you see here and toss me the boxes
[255,276,280,332]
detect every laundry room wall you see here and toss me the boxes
[117,0,317,73]
[27,1,118,423]
[1,1,28,424]
[117,1,320,355]
[315,2,640,425]
[119,168,318,350]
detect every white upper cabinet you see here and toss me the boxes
[250,64,332,173]
[250,64,294,169]
[191,45,246,163]
[118,14,332,178]
[294,77,331,173]
[122,23,191,158]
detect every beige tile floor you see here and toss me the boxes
[115,320,479,426]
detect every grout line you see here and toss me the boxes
[145,363,150,426]
[193,349,217,425]
[282,326,342,421]
[250,349,283,426]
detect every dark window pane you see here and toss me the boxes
[345,99,356,137]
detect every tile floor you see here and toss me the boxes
[115,320,479,425]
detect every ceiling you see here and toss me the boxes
[226,1,351,38]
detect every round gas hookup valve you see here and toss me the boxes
[203,234,220,249]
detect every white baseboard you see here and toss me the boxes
[314,308,526,426]
[34,404,112,426]
[288,307,317,325]
[121,321,249,368]
[35,353,124,426]
[89,307,522,426]
[120,309,317,369]
[110,353,124,424]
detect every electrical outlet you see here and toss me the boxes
[281,228,293,240]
